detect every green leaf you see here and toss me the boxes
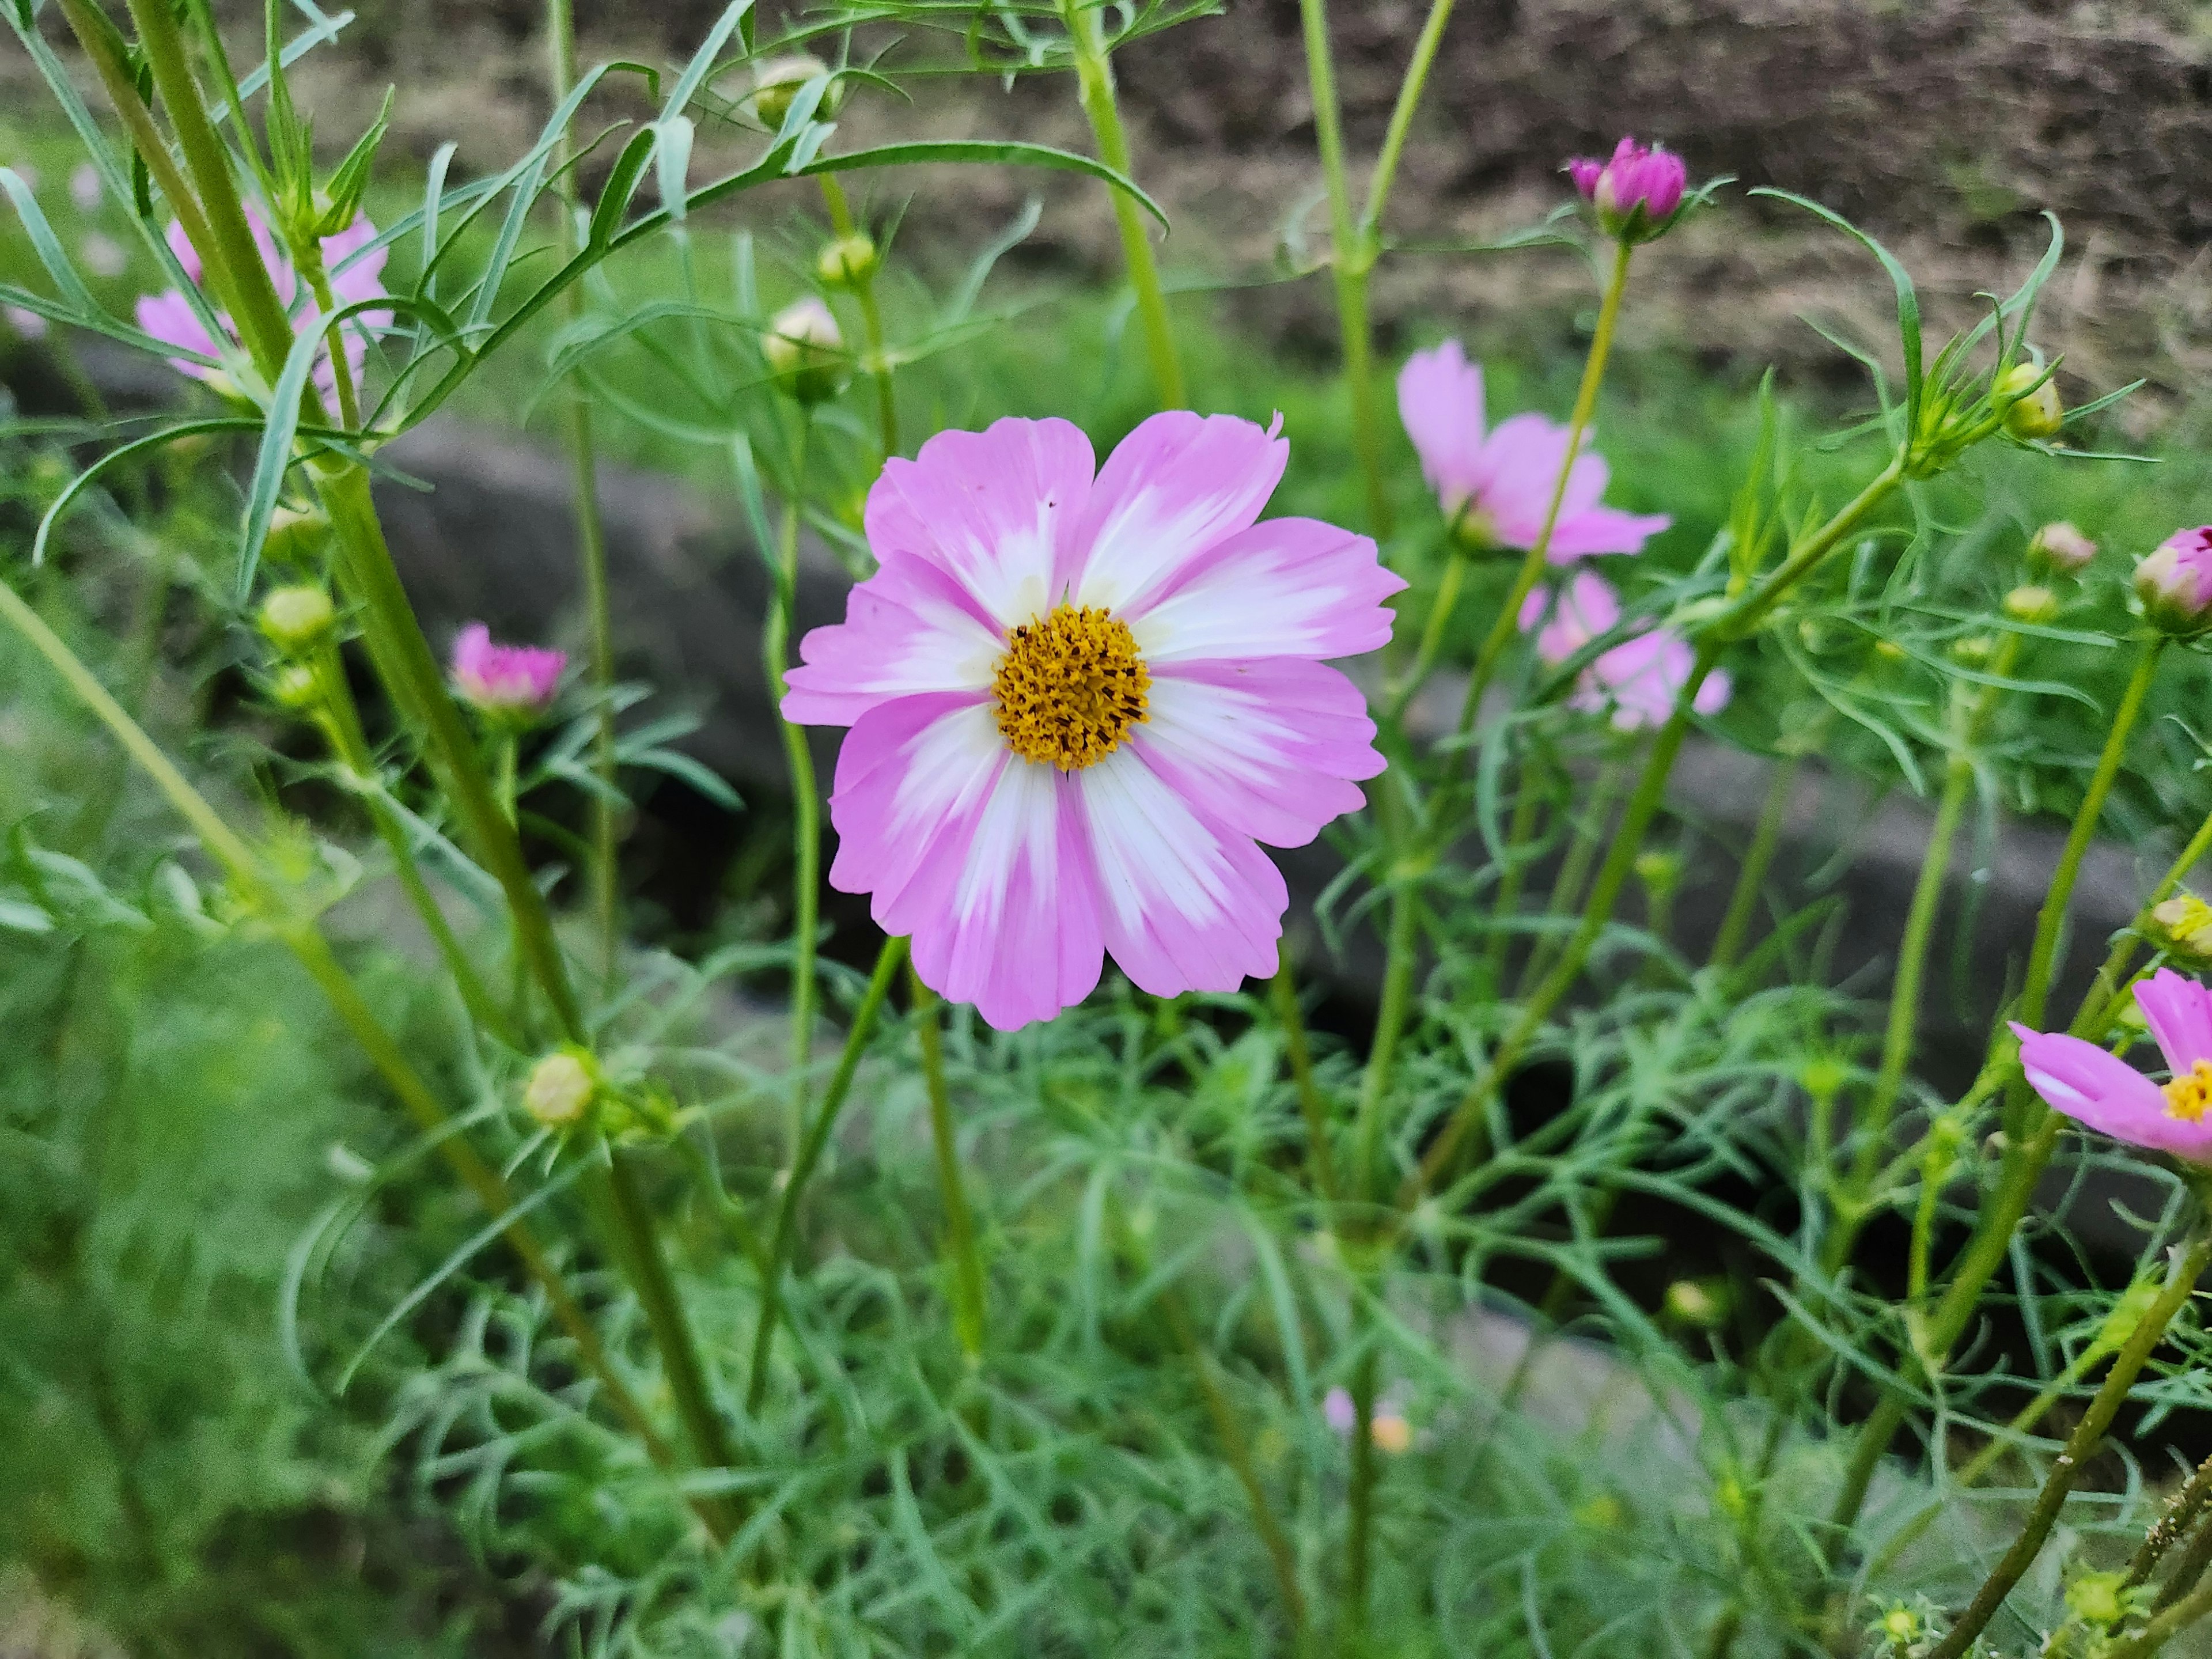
[1751,188,1920,435]
[652,115,696,222]
[33,418,264,567]
[589,127,660,248]
[1,169,101,320]
[662,0,753,118]
[798,141,1168,228]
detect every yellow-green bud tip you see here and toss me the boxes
[524,1051,596,1129]
[1663,1279,1725,1328]
[1997,361,2065,441]
[817,232,878,289]
[2002,584,2058,624]
[763,297,847,404]
[259,585,335,653]
[752,55,836,128]
[269,662,321,710]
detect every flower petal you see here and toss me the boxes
[1078,748,1287,998]
[865,416,1094,628]
[1126,516,1405,664]
[2135,968,2212,1075]
[783,554,1005,726]
[2010,1023,2212,1161]
[1397,341,1486,510]
[1547,501,1672,560]
[1070,411,1287,615]
[135,289,224,374]
[1469,412,1573,546]
[1132,660,1381,849]
[826,692,1005,931]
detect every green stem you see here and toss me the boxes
[1296,0,1388,537]
[1925,1224,2212,1659]
[1060,0,1184,407]
[1382,544,1468,727]
[1358,0,1459,244]
[547,0,623,987]
[1482,768,1549,994]
[1271,951,1340,1203]
[745,935,909,1412]
[1517,751,1627,997]
[309,642,518,1046]
[2108,1573,2212,1659]
[2075,801,2212,1037]
[767,415,820,1157]
[1353,877,1422,1199]
[818,176,900,457]
[1708,757,1798,971]
[912,967,987,1362]
[1447,238,1634,759]
[1342,1346,1378,1644]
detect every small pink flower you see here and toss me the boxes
[135,205,390,402]
[69,163,101,212]
[3,305,46,342]
[2013,969,2212,1164]
[1322,1385,1412,1450]
[782,412,1403,1031]
[451,623,566,718]
[1397,342,1668,560]
[1567,136,1689,238]
[1518,569,1622,665]
[1323,1386,1357,1434]
[79,232,124,277]
[2137,526,2212,635]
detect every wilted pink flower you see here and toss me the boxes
[3,305,46,342]
[451,623,566,718]
[783,413,1402,1031]
[2136,527,2212,635]
[1518,569,1621,665]
[69,163,100,212]
[135,205,390,402]
[2014,969,2212,1164]
[1567,136,1689,238]
[1397,342,1669,559]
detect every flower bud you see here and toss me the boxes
[2065,1570,2129,1629]
[1664,1279,1726,1328]
[2028,520,2097,574]
[1633,849,1681,895]
[1565,135,1689,243]
[268,662,321,710]
[1876,1605,1923,1649]
[1949,634,1995,665]
[762,296,847,404]
[523,1051,596,1130]
[752,55,837,129]
[259,585,335,653]
[1798,1055,1849,1103]
[1997,362,2063,441]
[1369,1412,1412,1454]
[816,232,878,289]
[451,623,566,721]
[2152,894,2212,965]
[2001,584,2058,624]
[2135,526,2212,636]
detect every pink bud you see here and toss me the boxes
[2029,521,2097,574]
[1565,135,1690,241]
[1323,1387,1356,1435]
[2136,527,2212,635]
[451,622,567,718]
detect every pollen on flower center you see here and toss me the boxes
[992,603,1150,770]
[2164,1058,2212,1122]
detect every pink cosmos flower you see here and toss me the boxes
[3,305,46,342]
[2013,969,2212,1164]
[1397,342,1669,559]
[1567,135,1688,236]
[450,623,566,718]
[135,206,390,402]
[1518,573,1730,730]
[782,412,1403,1031]
[2137,526,2212,635]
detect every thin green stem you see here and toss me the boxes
[1342,1346,1378,1645]
[1382,545,1468,728]
[1708,757,1798,971]
[1482,767,1549,994]
[1925,1224,2212,1659]
[818,176,900,457]
[1271,951,1340,1203]
[1517,752,1627,997]
[1447,238,1633,759]
[745,935,910,1412]
[1296,0,1388,537]
[2109,1573,2212,1659]
[547,0,623,988]
[1060,0,1183,407]
[1353,878,1422,1199]
[911,967,987,1362]
[767,416,820,1156]
[1358,0,1459,243]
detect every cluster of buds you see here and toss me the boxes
[1567,136,1688,243]
[450,622,566,723]
[2134,525,2212,637]
[763,296,849,405]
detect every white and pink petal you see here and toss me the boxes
[2012,1023,2211,1161]
[1127,516,1404,665]
[2135,969,2212,1075]
[1070,411,1288,615]
[783,554,1003,726]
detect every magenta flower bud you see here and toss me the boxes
[1565,135,1690,242]
[451,622,566,719]
[2135,527,2212,637]
[2029,521,2097,574]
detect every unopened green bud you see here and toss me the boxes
[752,55,838,129]
[2152,895,2212,965]
[523,1050,596,1130]
[1573,1493,1624,1530]
[2002,584,2058,624]
[1664,1279,1726,1329]
[269,662,321,709]
[1873,638,1907,662]
[1634,849,1681,895]
[1949,634,1995,665]
[1800,1055,1849,1103]
[1997,362,2064,441]
[816,232,878,289]
[259,585,335,653]
[1875,1604,1922,1648]
[762,297,847,404]
[2066,1569,2128,1627]
[263,504,330,567]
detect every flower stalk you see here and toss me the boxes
[768,414,821,1156]
[912,967,988,1362]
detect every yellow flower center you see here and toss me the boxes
[992,603,1150,771]
[2164,1058,2212,1122]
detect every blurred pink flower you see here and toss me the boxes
[2014,969,2212,1164]
[69,163,101,211]
[1518,569,1621,665]
[135,205,390,402]
[1323,1384,1412,1452]
[1397,341,1668,560]
[451,623,566,718]
[1519,573,1728,730]
[1323,1386,1356,1434]
[1567,135,1688,236]
[2137,526,2212,635]
[79,232,124,277]
[3,305,47,342]
[782,412,1402,1031]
